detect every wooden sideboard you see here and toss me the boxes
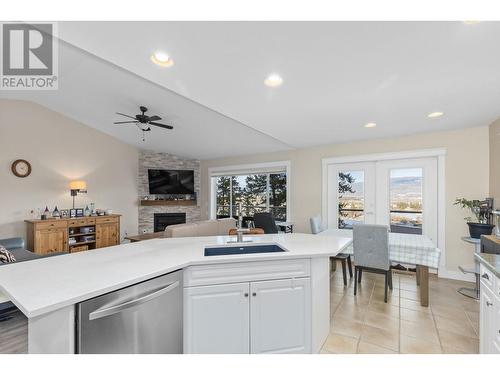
[25,215,121,255]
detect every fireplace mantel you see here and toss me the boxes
[140,200,197,206]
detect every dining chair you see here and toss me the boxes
[353,223,392,302]
[253,212,279,234]
[310,216,353,286]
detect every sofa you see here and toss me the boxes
[164,218,237,238]
[0,237,66,319]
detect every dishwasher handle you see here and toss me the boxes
[88,280,180,321]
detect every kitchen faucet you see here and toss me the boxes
[229,203,251,243]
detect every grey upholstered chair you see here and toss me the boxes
[310,216,324,234]
[353,224,392,302]
[310,216,353,286]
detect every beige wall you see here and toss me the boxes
[201,126,490,273]
[0,100,139,241]
[490,119,500,207]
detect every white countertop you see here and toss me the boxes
[0,233,351,318]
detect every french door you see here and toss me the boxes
[326,157,438,242]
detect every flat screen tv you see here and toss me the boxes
[148,169,195,195]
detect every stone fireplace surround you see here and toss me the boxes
[138,151,201,234]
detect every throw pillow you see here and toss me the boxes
[0,245,16,263]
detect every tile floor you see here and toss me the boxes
[321,265,480,354]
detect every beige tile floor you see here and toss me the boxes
[322,265,480,354]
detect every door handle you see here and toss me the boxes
[481,273,490,280]
[88,281,179,320]
[486,301,493,307]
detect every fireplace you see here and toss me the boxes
[154,213,186,232]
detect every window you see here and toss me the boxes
[389,168,423,234]
[338,170,365,229]
[213,172,287,223]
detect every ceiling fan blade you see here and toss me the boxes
[116,112,138,120]
[149,122,174,130]
[114,121,139,124]
[148,115,161,121]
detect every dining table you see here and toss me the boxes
[318,229,441,306]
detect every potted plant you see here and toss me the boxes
[454,198,494,239]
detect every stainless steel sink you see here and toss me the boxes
[204,244,286,256]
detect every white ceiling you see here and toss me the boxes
[0,38,291,160]
[4,21,500,159]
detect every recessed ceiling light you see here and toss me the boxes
[427,111,444,118]
[463,20,481,25]
[364,122,377,128]
[151,51,174,67]
[264,74,283,87]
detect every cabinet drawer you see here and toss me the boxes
[480,264,495,291]
[68,218,95,227]
[35,220,67,230]
[184,259,311,287]
[96,216,119,224]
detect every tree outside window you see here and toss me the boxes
[214,172,287,223]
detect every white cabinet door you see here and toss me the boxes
[250,278,311,354]
[493,295,500,354]
[480,284,492,354]
[184,282,250,354]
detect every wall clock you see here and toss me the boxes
[11,159,32,178]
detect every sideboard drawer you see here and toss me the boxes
[480,264,495,291]
[35,221,67,230]
[96,216,119,224]
[68,218,95,227]
[184,258,311,287]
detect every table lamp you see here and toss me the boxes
[70,180,87,208]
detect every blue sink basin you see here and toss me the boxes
[204,244,286,256]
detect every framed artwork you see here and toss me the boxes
[69,209,77,218]
[76,208,84,217]
[60,209,69,218]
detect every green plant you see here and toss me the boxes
[454,198,486,223]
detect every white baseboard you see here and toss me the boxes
[438,269,475,282]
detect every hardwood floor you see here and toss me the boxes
[0,311,28,354]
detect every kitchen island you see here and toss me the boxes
[0,233,351,354]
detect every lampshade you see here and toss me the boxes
[69,180,87,190]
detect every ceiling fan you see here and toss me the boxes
[114,106,173,141]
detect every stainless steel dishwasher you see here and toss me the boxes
[77,270,182,354]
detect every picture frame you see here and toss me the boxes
[76,208,84,217]
[60,209,69,218]
[69,208,77,218]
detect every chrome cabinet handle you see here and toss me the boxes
[89,281,180,320]
[481,273,490,280]
[252,292,257,297]
[244,293,249,297]
[486,301,493,307]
